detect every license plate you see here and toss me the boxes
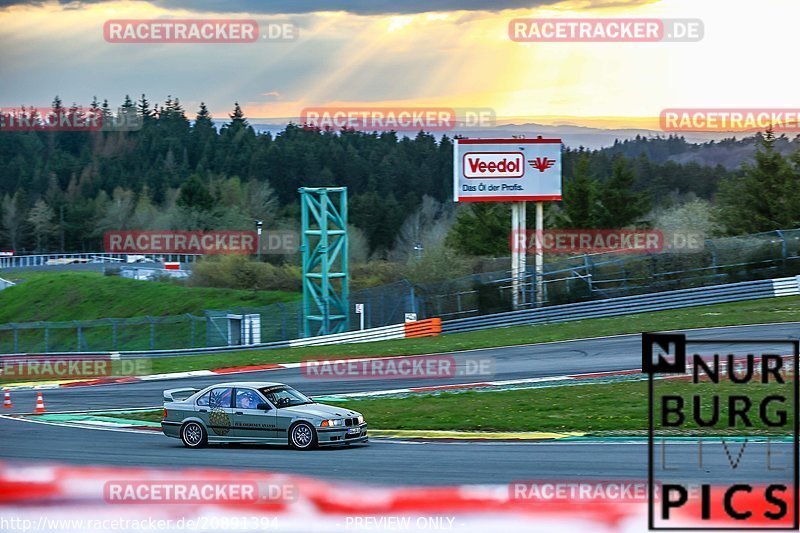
[347,428,360,435]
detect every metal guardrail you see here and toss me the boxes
[441,276,799,335]
[62,278,800,358]
[0,253,201,270]
[0,275,797,359]
[421,228,800,319]
[0,319,443,359]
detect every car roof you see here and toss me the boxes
[208,382,287,389]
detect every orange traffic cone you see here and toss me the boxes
[3,389,11,408]
[34,391,45,413]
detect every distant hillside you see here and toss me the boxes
[598,133,800,170]
[248,120,678,151]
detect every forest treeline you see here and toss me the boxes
[1,95,794,257]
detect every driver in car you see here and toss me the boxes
[264,391,290,407]
[238,390,260,409]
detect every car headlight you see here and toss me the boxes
[357,415,364,424]
[320,419,343,427]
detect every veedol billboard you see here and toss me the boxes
[453,138,562,202]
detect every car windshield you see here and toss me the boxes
[258,385,312,407]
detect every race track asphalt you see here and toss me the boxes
[1,322,798,486]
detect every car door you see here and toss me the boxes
[231,387,278,441]
[270,393,300,441]
[195,387,235,440]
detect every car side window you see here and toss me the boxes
[209,387,233,408]
[196,392,210,406]
[235,389,262,409]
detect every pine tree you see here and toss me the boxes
[190,102,216,169]
[0,192,23,250]
[196,102,213,126]
[446,203,511,256]
[228,102,248,128]
[177,174,215,212]
[556,153,599,228]
[715,129,799,234]
[137,94,152,120]
[101,99,112,129]
[595,155,649,228]
[28,199,55,251]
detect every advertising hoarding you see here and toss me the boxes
[453,138,562,202]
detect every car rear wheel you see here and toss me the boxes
[181,421,208,448]
[289,421,317,450]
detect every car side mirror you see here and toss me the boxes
[256,402,271,411]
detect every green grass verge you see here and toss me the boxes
[104,379,793,435]
[349,380,792,434]
[105,410,163,423]
[0,272,298,322]
[0,272,300,355]
[143,295,800,375]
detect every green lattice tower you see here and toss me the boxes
[299,187,349,337]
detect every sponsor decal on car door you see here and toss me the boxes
[196,387,235,437]
[231,388,278,440]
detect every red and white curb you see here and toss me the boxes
[0,461,645,532]
[0,461,769,531]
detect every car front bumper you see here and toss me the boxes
[317,423,368,445]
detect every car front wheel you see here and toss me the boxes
[289,422,317,450]
[181,421,208,448]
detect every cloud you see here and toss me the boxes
[0,0,565,15]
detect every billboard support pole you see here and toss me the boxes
[511,203,518,310]
[511,201,527,310]
[535,201,544,307]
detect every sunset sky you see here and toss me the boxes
[0,0,796,129]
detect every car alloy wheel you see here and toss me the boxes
[181,421,207,448]
[290,422,317,450]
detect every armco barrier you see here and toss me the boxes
[0,253,200,270]
[441,276,800,335]
[288,318,441,347]
[0,276,793,360]
[0,318,444,359]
